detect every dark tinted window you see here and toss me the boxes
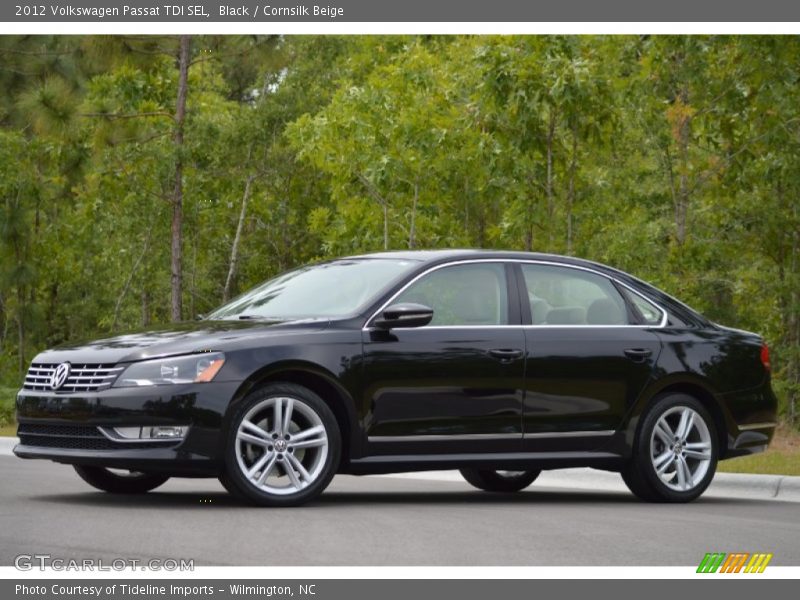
[623,288,664,325]
[394,263,509,326]
[521,264,629,325]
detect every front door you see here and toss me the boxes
[361,261,525,455]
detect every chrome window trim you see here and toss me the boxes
[363,258,668,330]
[367,430,615,442]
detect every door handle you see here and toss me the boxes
[624,348,653,362]
[487,348,524,361]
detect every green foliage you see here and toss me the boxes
[0,388,15,428]
[0,34,799,428]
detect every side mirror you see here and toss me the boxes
[374,303,434,329]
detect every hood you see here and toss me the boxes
[32,319,330,365]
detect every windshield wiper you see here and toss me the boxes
[237,315,286,321]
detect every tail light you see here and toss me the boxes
[760,343,771,372]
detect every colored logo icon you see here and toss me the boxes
[697,552,773,573]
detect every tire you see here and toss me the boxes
[621,393,718,503]
[460,468,541,493]
[73,465,170,494]
[220,383,341,507]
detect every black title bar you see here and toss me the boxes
[3,0,800,22]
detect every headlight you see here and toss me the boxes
[113,352,225,387]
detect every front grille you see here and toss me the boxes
[17,423,178,451]
[23,363,124,392]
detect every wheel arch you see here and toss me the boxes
[224,361,361,468]
[624,378,732,458]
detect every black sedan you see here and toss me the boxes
[14,250,777,505]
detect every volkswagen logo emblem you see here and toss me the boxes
[50,362,71,390]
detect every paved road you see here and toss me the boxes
[1,455,798,566]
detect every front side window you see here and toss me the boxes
[393,263,509,326]
[521,264,629,325]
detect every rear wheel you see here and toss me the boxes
[73,465,169,494]
[220,383,340,507]
[621,393,718,503]
[460,468,541,493]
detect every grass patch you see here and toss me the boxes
[0,423,17,437]
[718,426,800,477]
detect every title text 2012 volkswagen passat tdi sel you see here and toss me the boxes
[14,251,777,505]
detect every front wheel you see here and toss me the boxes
[73,465,170,494]
[220,383,341,507]
[460,468,541,493]
[621,393,718,503]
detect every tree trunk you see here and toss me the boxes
[790,197,799,426]
[463,177,469,238]
[141,288,150,328]
[16,286,25,376]
[408,181,418,249]
[566,121,578,255]
[12,213,25,374]
[357,173,389,250]
[477,201,486,248]
[524,227,533,252]
[383,203,389,250]
[170,35,191,322]
[280,192,289,271]
[223,175,255,303]
[112,226,152,330]
[0,294,6,350]
[675,93,691,246]
[546,111,557,249]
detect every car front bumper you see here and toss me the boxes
[13,381,240,475]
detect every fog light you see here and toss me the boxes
[104,425,189,441]
[145,426,188,440]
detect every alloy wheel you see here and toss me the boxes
[649,405,712,492]
[235,396,329,496]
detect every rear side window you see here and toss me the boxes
[394,263,509,326]
[520,264,629,326]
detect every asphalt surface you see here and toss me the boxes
[1,454,799,566]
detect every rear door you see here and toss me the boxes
[515,262,662,450]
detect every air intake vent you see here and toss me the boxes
[17,423,179,450]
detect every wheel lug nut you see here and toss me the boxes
[272,433,278,439]
[268,445,273,451]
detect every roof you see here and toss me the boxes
[349,248,608,270]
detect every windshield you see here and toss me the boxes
[207,258,419,321]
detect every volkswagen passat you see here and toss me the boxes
[14,250,777,505]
